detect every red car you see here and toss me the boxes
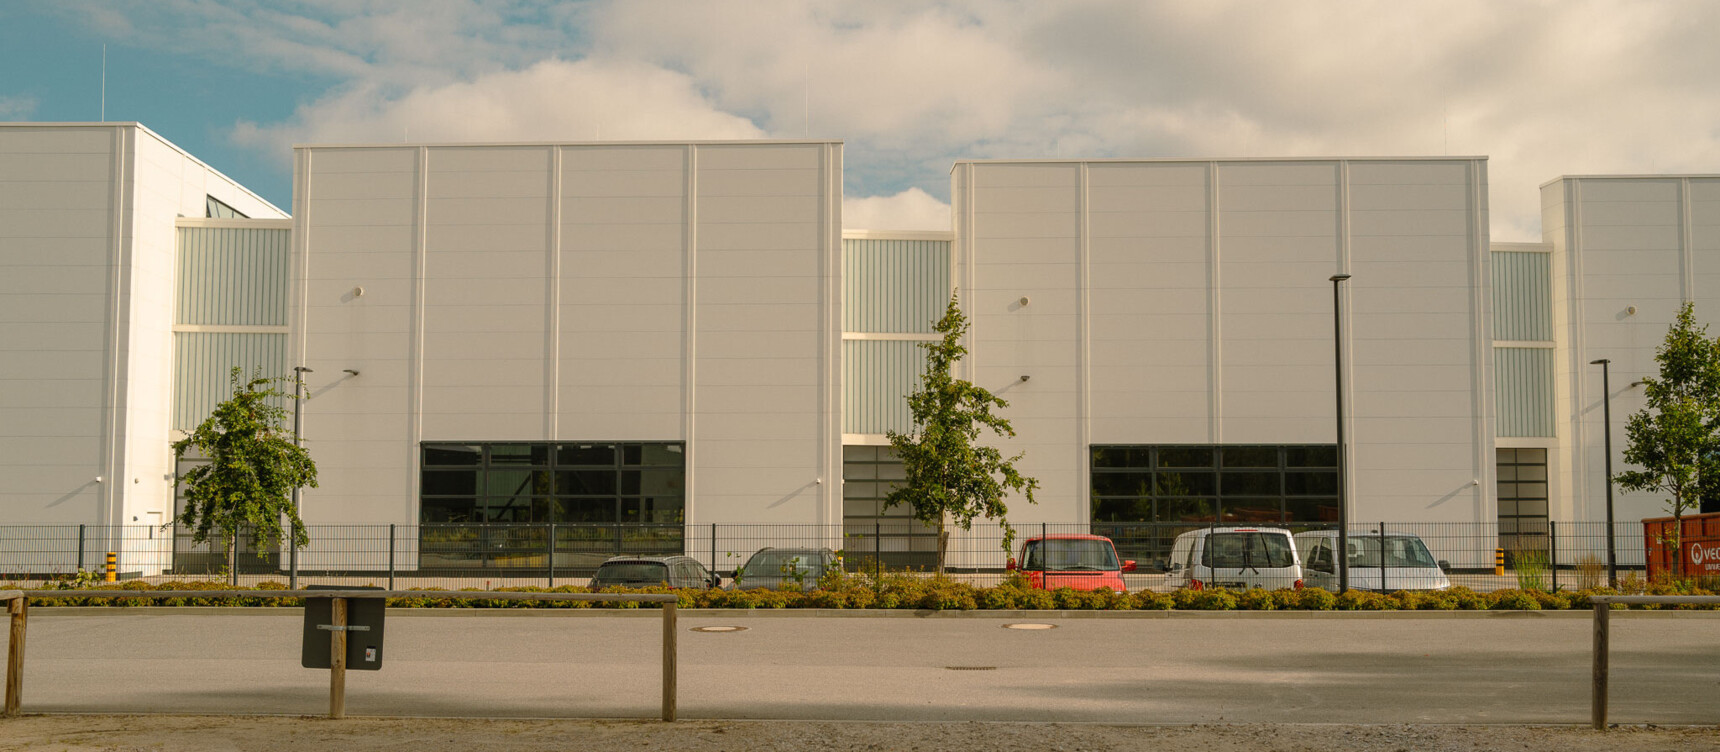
[1006,534,1135,592]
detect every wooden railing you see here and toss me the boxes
[0,589,678,721]
[1587,595,1720,730]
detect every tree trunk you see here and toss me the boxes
[227,535,238,587]
[935,516,949,575]
[1672,498,1684,580]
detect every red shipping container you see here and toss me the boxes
[1642,511,1720,580]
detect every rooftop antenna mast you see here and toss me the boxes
[100,44,106,121]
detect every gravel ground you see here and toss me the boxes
[0,716,1714,752]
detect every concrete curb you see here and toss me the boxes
[27,606,1720,619]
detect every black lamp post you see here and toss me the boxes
[291,365,313,590]
[1331,273,1352,593]
[1590,358,1617,587]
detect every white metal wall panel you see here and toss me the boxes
[1495,347,1554,437]
[559,145,686,440]
[1491,251,1552,341]
[843,339,926,435]
[0,125,115,526]
[1088,162,1212,442]
[421,146,551,440]
[172,332,289,431]
[842,238,948,332]
[176,226,290,325]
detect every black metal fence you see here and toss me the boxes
[0,520,1653,592]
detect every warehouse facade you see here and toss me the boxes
[3,120,1719,573]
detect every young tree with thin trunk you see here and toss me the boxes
[1615,303,1720,579]
[886,292,1039,573]
[173,368,318,576]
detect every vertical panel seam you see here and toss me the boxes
[683,144,698,524]
[1208,161,1222,443]
[1468,160,1491,522]
[1077,163,1091,525]
[546,146,561,441]
[1682,177,1696,303]
[408,146,428,524]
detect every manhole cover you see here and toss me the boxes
[1002,623,1057,630]
[691,625,748,633]
[945,666,997,671]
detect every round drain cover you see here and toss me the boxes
[691,625,748,633]
[1002,622,1057,630]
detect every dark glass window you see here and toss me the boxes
[419,441,684,525]
[1090,445,1338,525]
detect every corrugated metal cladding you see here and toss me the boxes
[843,238,950,333]
[176,226,290,325]
[844,339,929,435]
[173,332,288,431]
[1491,251,1552,341]
[1495,347,1555,438]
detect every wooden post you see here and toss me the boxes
[661,601,676,722]
[5,596,25,718]
[330,597,347,720]
[1592,601,1609,730]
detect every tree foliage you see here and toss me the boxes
[1615,303,1720,577]
[886,292,1039,572]
[172,368,318,571]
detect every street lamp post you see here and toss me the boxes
[1331,274,1352,593]
[1590,358,1618,587]
[291,366,313,590]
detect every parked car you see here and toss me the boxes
[589,555,721,589]
[731,547,840,591]
[1293,530,1451,591]
[1006,534,1135,592]
[1163,527,1303,591]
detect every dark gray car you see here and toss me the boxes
[731,547,839,591]
[589,555,721,589]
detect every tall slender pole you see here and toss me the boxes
[291,367,313,590]
[1332,274,1351,593]
[1591,359,1618,588]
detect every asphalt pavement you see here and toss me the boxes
[14,609,1719,724]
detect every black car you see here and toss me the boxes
[589,555,721,589]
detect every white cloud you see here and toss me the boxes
[0,95,36,119]
[231,58,763,156]
[70,0,1720,242]
[843,188,951,231]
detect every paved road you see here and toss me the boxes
[15,609,1719,723]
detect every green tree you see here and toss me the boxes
[886,291,1039,573]
[172,368,318,576]
[1615,303,1720,578]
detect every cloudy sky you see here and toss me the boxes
[3,1,1717,239]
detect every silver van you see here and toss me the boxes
[1164,527,1303,591]
[1293,530,1450,591]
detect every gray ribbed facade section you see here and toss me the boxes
[843,238,950,333]
[176,226,290,325]
[1495,347,1555,437]
[1491,251,1552,341]
[844,340,928,436]
[173,332,288,431]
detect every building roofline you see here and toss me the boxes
[0,121,287,218]
[295,138,844,150]
[1539,174,1720,189]
[951,155,1488,174]
[176,217,293,230]
[842,229,954,241]
[1491,241,1552,252]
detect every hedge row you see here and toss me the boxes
[12,576,1719,611]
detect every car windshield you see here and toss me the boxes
[1021,539,1119,571]
[592,562,667,585]
[1345,536,1439,568]
[743,551,825,577]
[1202,533,1294,569]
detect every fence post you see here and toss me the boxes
[5,596,25,717]
[874,518,881,595]
[1592,600,1609,730]
[387,524,397,591]
[661,601,677,722]
[77,524,86,573]
[546,523,556,588]
[329,597,347,719]
[711,523,717,576]
[1550,520,1559,592]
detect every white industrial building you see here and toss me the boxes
[2,120,1717,575]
